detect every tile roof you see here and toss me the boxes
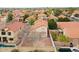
[73,10,79,14]
[27,15,36,20]
[48,14,57,19]
[30,19,47,32]
[57,22,79,29]
[58,14,66,18]
[57,22,79,38]
[12,10,23,17]
[6,22,24,32]
[63,28,79,39]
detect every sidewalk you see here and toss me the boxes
[0,47,54,52]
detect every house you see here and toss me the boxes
[62,10,70,15]
[72,9,79,15]
[12,10,24,21]
[0,11,8,23]
[27,15,36,20]
[0,15,7,23]
[48,14,58,20]
[58,14,66,18]
[70,10,79,21]
[34,9,45,14]
[57,22,79,46]
[30,19,48,38]
[37,13,48,20]
[0,21,25,44]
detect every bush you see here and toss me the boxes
[23,14,29,22]
[28,19,35,25]
[51,32,69,43]
[57,17,71,22]
[53,9,62,16]
[48,19,57,29]
[7,12,13,22]
[57,35,69,43]
[47,8,53,15]
[51,32,57,41]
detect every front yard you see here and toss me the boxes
[50,31,70,48]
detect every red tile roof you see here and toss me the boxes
[12,10,23,17]
[6,22,24,32]
[63,28,79,39]
[57,22,79,29]
[48,14,57,19]
[58,14,66,18]
[57,22,79,38]
[30,19,47,32]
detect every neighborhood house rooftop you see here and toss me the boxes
[31,19,47,32]
[6,22,24,32]
[57,22,79,38]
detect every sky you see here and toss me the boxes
[0,0,79,8]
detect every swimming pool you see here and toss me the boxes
[0,44,15,47]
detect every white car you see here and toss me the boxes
[58,47,79,52]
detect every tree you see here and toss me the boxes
[57,35,69,43]
[23,14,29,22]
[7,12,13,22]
[66,8,76,14]
[28,19,35,25]
[48,19,57,29]
[57,17,71,22]
[53,9,62,16]
[0,9,2,14]
[47,8,53,15]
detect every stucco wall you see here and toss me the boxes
[35,26,47,37]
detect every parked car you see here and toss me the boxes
[58,47,79,52]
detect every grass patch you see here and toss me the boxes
[51,32,70,43]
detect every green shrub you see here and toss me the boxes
[57,17,71,22]
[51,32,57,41]
[28,19,35,25]
[57,35,69,43]
[23,14,29,22]
[48,19,57,29]
[7,12,13,22]
[53,9,62,16]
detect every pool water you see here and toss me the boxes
[0,44,15,47]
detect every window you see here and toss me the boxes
[8,32,11,35]
[1,29,4,31]
[1,31,6,35]
[0,37,1,42]
[9,38,13,41]
[3,37,8,43]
